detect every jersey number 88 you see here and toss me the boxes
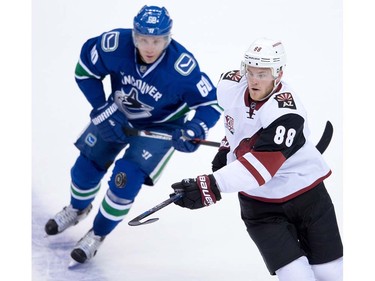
[273,125,296,147]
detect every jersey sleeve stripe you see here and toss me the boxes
[238,157,266,186]
[241,152,273,182]
[213,160,260,193]
[75,58,101,80]
[251,151,286,177]
[189,101,221,110]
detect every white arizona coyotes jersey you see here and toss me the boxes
[213,70,331,202]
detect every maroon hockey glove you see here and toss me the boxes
[171,174,221,209]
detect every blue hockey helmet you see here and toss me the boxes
[133,5,173,36]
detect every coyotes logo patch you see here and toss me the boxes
[221,70,242,82]
[274,92,296,109]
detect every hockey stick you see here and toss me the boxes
[315,120,333,154]
[128,121,334,227]
[128,192,184,226]
[123,127,220,148]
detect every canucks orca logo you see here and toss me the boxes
[114,88,154,119]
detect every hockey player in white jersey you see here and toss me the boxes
[171,38,343,280]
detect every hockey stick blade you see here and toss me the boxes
[315,121,333,154]
[123,127,220,148]
[128,192,184,226]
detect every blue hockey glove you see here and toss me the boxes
[172,119,208,153]
[171,174,221,209]
[90,102,128,143]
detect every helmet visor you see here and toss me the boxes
[245,66,275,81]
[132,31,171,49]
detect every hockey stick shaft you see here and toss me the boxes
[124,121,333,150]
[123,127,220,147]
[128,192,184,226]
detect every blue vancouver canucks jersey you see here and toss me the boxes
[74,28,221,130]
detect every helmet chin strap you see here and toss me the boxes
[271,78,282,93]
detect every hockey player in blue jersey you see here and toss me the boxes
[44,5,221,264]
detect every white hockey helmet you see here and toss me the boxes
[240,38,286,78]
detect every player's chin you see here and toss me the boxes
[250,90,262,100]
[143,56,157,64]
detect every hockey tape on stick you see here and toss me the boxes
[123,127,220,147]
